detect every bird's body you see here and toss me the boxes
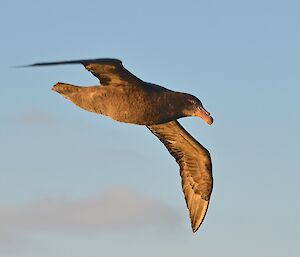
[54,82,205,125]
[25,58,214,233]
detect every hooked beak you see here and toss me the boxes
[196,106,213,125]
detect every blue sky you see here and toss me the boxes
[1,0,299,256]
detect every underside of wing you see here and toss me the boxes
[147,120,213,232]
[24,58,143,86]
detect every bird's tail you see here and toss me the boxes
[52,82,81,95]
[52,82,102,114]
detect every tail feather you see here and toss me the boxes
[52,82,81,95]
[52,82,103,115]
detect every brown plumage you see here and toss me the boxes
[25,58,214,233]
[148,121,212,232]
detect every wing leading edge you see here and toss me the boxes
[22,58,143,86]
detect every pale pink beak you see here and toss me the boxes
[196,106,213,125]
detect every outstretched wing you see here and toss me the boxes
[147,120,213,232]
[23,58,143,86]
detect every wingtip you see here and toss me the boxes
[12,58,123,68]
[192,226,199,233]
[191,220,201,233]
[189,198,210,234]
[11,64,35,68]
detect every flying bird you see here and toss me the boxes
[24,58,213,233]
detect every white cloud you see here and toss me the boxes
[0,188,181,234]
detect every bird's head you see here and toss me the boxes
[183,95,213,125]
